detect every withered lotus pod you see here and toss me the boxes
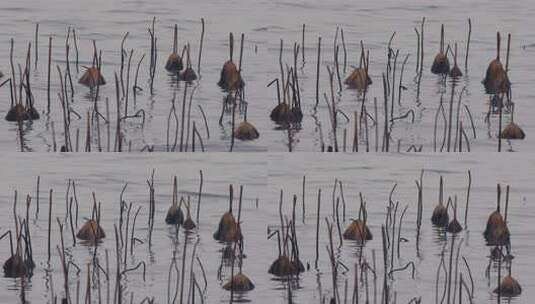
[494,275,522,297]
[431,53,450,75]
[233,121,259,140]
[431,177,449,227]
[500,122,525,140]
[344,68,372,90]
[79,67,106,88]
[483,32,511,94]
[76,219,106,242]
[268,255,304,277]
[483,59,510,94]
[3,254,27,278]
[182,196,196,230]
[165,201,184,225]
[26,106,40,120]
[431,24,450,75]
[449,43,463,78]
[165,52,183,72]
[447,200,463,234]
[270,103,290,122]
[270,103,302,124]
[218,61,243,91]
[183,216,196,230]
[343,219,372,242]
[5,103,29,122]
[179,67,197,82]
[483,210,510,246]
[446,218,462,234]
[431,203,449,227]
[222,273,255,291]
[213,212,241,242]
[449,65,462,78]
[166,24,183,72]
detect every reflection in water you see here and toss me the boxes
[265,154,533,303]
[1,0,534,151]
[0,155,532,302]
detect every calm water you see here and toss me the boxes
[0,153,267,303]
[1,0,535,151]
[0,153,533,303]
[268,153,535,303]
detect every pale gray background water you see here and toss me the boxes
[0,153,533,303]
[0,0,534,151]
[267,153,535,303]
[0,154,267,303]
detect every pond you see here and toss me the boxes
[0,0,534,151]
[0,153,532,303]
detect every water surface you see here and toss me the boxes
[0,153,533,303]
[0,0,534,151]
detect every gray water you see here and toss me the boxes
[1,0,535,151]
[0,154,267,303]
[267,153,535,303]
[0,153,533,303]
[0,0,534,303]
